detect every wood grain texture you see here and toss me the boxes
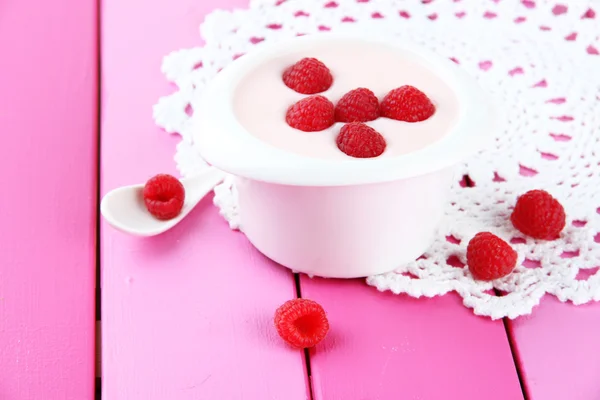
[0,0,97,399]
[508,297,600,400]
[100,0,308,398]
[301,277,524,400]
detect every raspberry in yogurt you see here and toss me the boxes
[233,40,459,160]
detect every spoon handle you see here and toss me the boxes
[184,167,228,202]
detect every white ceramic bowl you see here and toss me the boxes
[194,33,497,278]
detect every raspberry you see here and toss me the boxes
[380,85,435,122]
[511,190,566,240]
[286,95,335,132]
[142,174,185,220]
[336,122,386,158]
[467,232,518,281]
[282,57,333,94]
[334,88,380,123]
[274,298,329,348]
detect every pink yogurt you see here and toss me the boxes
[233,40,460,160]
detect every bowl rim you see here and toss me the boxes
[194,32,499,187]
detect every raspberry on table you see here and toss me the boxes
[142,174,185,220]
[286,95,335,132]
[510,189,566,240]
[334,88,380,123]
[282,57,333,94]
[380,85,436,122]
[274,298,329,348]
[336,122,386,158]
[467,232,518,281]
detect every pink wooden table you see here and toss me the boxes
[1,0,599,399]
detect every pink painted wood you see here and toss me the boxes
[301,277,524,399]
[509,298,600,400]
[100,0,308,398]
[0,0,97,399]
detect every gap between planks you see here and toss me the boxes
[95,0,103,395]
[294,273,315,400]
[465,170,528,400]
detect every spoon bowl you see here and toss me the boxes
[100,167,227,236]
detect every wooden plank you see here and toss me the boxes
[301,277,524,399]
[0,0,97,399]
[100,0,308,398]
[508,297,600,400]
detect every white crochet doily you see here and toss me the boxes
[154,0,600,319]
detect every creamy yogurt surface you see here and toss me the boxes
[233,40,460,160]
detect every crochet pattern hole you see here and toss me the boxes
[582,8,596,19]
[401,271,419,279]
[192,61,203,70]
[427,13,438,20]
[573,220,587,227]
[371,12,384,19]
[510,237,527,245]
[561,250,580,258]
[523,258,542,268]
[294,10,310,17]
[586,45,599,55]
[540,151,559,160]
[184,104,193,117]
[479,60,493,71]
[399,11,411,18]
[522,0,536,9]
[519,165,538,176]
[546,97,566,104]
[533,79,548,87]
[576,267,599,281]
[446,255,465,268]
[318,25,331,31]
[515,16,527,23]
[509,67,524,76]
[549,133,572,141]
[565,32,577,41]
[341,16,356,22]
[455,11,466,18]
[324,1,338,7]
[552,115,575,121]
[249,37,264,44]
[594,233,600,243]
[552,4,568,16]
[459,174,475,187]
[266,23,282,29]
[446,235,461,245]
[493,172,506,182]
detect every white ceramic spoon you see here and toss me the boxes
[100,167,227,236]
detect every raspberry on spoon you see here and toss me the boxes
[336,122,386,158]
[142,174,185,220]
[274,298,329,348]
[286,95,335,132]
[467,232,518,281]
[380,85,435,122]
[282,57,333,94]
[334,88,380,123]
